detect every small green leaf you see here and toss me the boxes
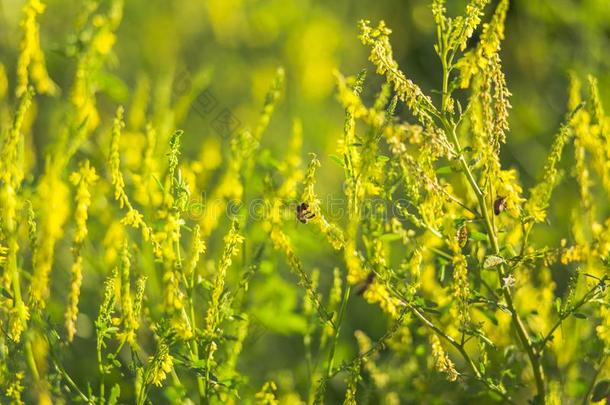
[592,380,610,402]
[470,231,488,241]
[0,286,13,300]
[379,233,402,242]
[377,155,390,162]
[107,384,121,405]
[554,298,562,314]
[329,154,345,168]
[435,165,453,175]
[424,299,439,308]
[439,262,447,284]
[573,312,587,319]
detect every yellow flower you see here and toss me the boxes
[362,281,400,319]
[148,341,173,387]
[430,334,458,382]
[16,0,57,96]
[255,381,279,405]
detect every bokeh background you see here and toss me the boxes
[2,0,608,188]
[1,0,609,402]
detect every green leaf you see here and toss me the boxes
[555,297,562,314]
[439,262,447,284]
[592,380,610,402]
[470,231,488,241]
[483,255,505,269]
[377,155,390,162]
[329,154,345,168]
[379,233,402,241]
[573,312,587,319]
[0,286,13,300]
[424,299,439,308]
[107,384,120,405]
[435,165,453,175]
[97,71,129,102]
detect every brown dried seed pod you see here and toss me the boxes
[457,224,468,247]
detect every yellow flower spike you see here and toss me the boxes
[354,330,390,388]
[457,0,508,89]
[449,238,470,326]
[65,160,98,341]
[449,0,490,52]
[362,281,400,319]
[116,243,138,346]
[31,172,70,308]
[301,154,344,250]
[430,334,459,382]
[108,106,159,252]
[147,340,173,387]
[525,123,573,223]
[16,0,57,97]
[205,220,244,335]
[358,20,439,126]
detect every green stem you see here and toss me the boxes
[187,291,206,403]
[51,352,94,404]
[325,285,351,378]
[96,324,108,404]
[8,234,41,386]
[446,123,546,403]
[409,304,514,404]
[583,354,608,405]
[24,340,40,382]
[539,282,603,351]
[437,44,545,401]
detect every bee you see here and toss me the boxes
[356,271,375,295]
[296,202,315,224]
[493,196,507,216]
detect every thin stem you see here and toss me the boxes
[325,284,351,378]
[24,339,40,382]
[325,308,409,381]
[428,246,453,262]
[408,304,514,404]
[51,352,95,404]
[438,51,546,401]
[450,122,545,400]
[97,336,105,405]
[448,122,546,402]
[187,294,206,403]
[539,282,603,351]
[9,235,41,386]
[583,354,608,405]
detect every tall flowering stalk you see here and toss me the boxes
[65,160,98,341]
[0,89,33,342]
[16,0,57,96]
[203,220,244,398]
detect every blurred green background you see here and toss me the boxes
[1,0,608,190]
[1,0,610,402]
